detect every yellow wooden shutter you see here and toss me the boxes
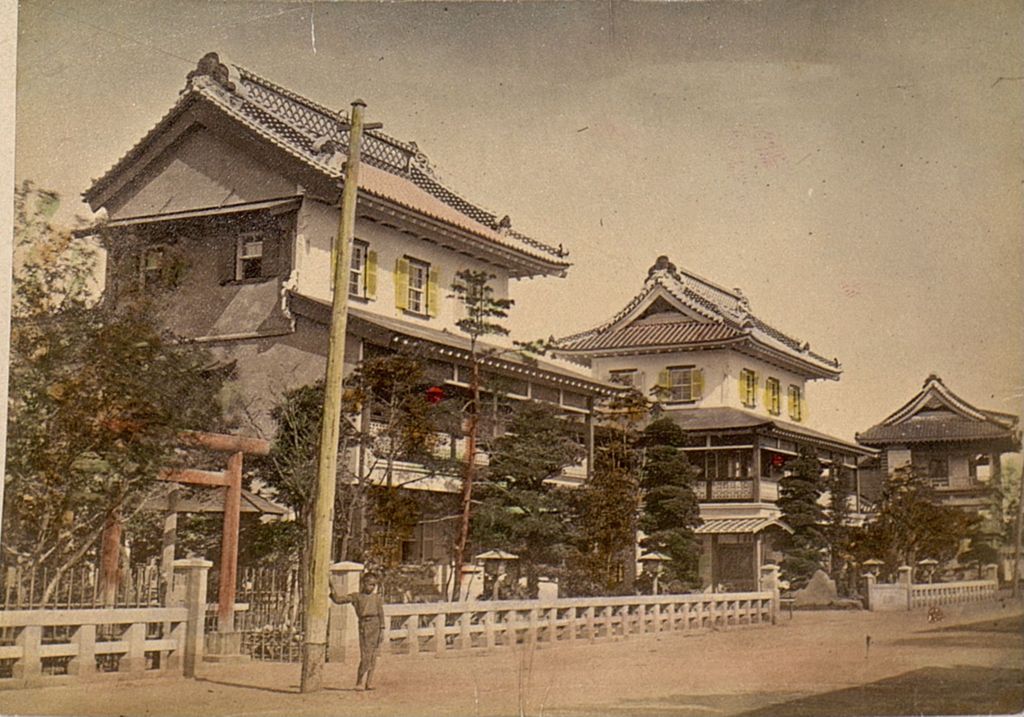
[657,369,671,398]
[763,381,771,410]
[366,249,377,299]
[739,372,749,405]
[788,387,796,418]
[753,372,759,407]
[691,368,704,400]
[394,258,409,311]
[427,268,439,317]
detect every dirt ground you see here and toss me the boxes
[3,598,1022,717]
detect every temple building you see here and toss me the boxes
[856,374,1020,520]
[554,256,874,591]
[83,53,615,570]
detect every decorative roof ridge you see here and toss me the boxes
[877,374,1013,428]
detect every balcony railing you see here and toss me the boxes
[695,480,755,501]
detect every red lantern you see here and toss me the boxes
[425,386,445,404]
[771,453,786,468]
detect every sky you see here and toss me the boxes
[9,0,1024,443]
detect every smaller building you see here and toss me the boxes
[856,374,1020,519]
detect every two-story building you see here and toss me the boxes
[554,256,874,590]
[857,374,1020,521]
[83,52,616,567]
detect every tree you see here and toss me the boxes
[255,353,446,596]
[564,388,649,595]
[848,467,974,576]
[447,269,514,599]
[4,182,227,599]
[823,467,854,590]
[636,419,702,589]
[776,448,827,589]
[472,402,585,597]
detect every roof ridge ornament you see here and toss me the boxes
[647,255,681,282]
[185,52,236,94]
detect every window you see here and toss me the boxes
[236,232,263,280]
[609,369,643,391]
[766,378,781,415]
[660,366,703,402]
[349,240,368,297]
[407,259,429,314]
[739,369,758,408]
[788,385,803,421]
[141,247,164,288]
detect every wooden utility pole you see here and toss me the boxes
[300,99,380,693]
[1014,460,1024,598]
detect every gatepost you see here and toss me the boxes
[172,558,212,678]
[327,561,363,662]
[897,566,913,610]
[861,573,877,611]
[758,564,780,624]
[983,564,998,583]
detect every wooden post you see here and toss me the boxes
[123,621,147,672]
[585,398,595,479]
[300,99,374,693]
[407,612,420,656]
[460,611,472,649]
[217,452,242,633]
[586,606,596,643]
[751,437,761,502]
[484,610,496,649]
[546,607,558,644]
[327,561,363,662]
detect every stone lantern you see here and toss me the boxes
[639,552,671,595]
[475,549,519,600]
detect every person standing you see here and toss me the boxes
[331,571,385,690]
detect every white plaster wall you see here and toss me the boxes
[591,349,809,419]
[295,198,511,333]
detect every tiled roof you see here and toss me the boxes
[562,319,743,351]
[556,256,841,378]
[287,291,619,395]
[664,406,872,455]
[84,54,568,271]
[857,375,1020,446]
[694,517,792,535]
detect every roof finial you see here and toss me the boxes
[648,255,680,280]
[185,52,235,93]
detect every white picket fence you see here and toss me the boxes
[382,591,776,656]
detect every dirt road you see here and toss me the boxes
[3,598,1021,716]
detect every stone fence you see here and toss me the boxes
[0,558,210,690]
[328,562,781,661]
[863,564,998,612]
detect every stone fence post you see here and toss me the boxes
[171,557,212,678]
[897,565,913,610]
[861,573,876,611]
[758,564,780,624]
[327,561,363,663]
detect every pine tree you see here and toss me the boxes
[777,448,827,588]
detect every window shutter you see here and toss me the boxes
[427,268,440,317]
[800,396,808,423]
[394,258,410,311]
[261,231,281,278]
[692,368,704,400]
[657,369,670,387]
[366,249,378,299]
[739,373,748,405]
[788,388,796,418]
[763,382,771,410]
[219,236,236,285]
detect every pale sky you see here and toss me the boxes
[10,0,1024,442]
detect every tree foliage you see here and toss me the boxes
[848,467,974,576]
[636,419,702,588]
[776,449,827,588]
[4,182,227,595]
[472,402,585,597]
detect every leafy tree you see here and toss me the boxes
[447,269,514,598]
[848,467,974,576]
[472,402,585,597]
[636,418,702,588]
[564,388,649,595]
[776,448,827,588]
[4,182,227,599]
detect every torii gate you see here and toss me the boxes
[159,431,271,633]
